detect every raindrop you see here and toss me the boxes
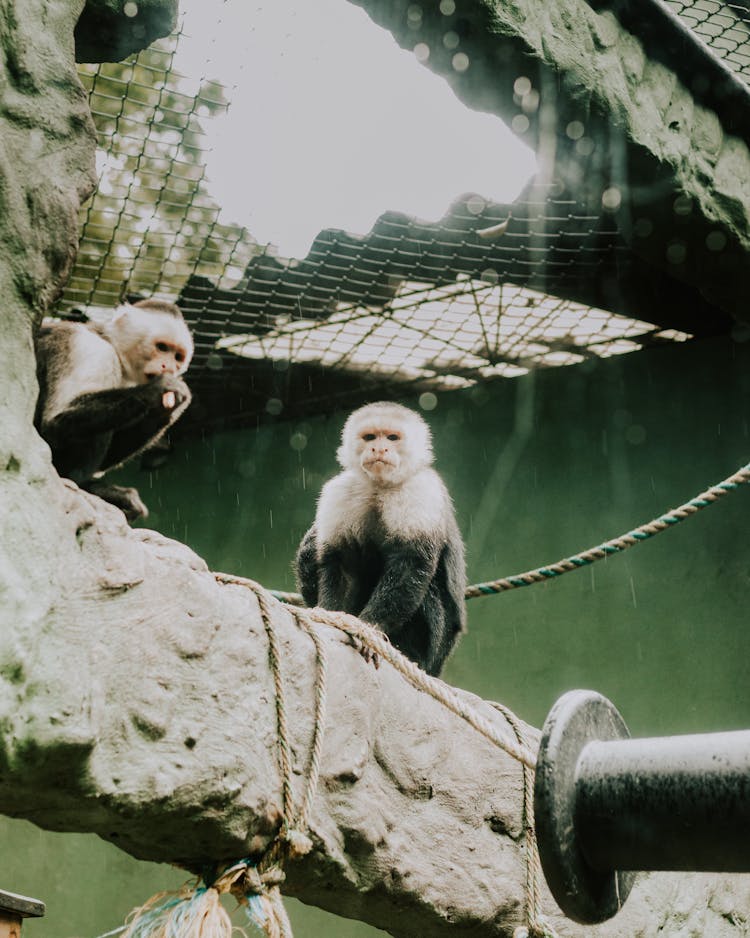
[613,408,631,428]
[414,42,430,62]
[566,120,585,140]
[731,323,750,343]
[673,194,692,216]
[123,1,138,17]
[513,76,531,97]
[625,424,646,445]
[440,0,456,12]
[480,267,499,285]
[511,114,529,134]
[205,352,223,371]
[666,241,686,265]
[419,392,438,411]
[443,30,460,50]
[290,432,308,451]
[706,230,726,252]
[452,52,469,72]
[266,398,283,416]
[466,195,486,215]
[602,186,621,211]
[634,217,653,238]
[522,90,539,113]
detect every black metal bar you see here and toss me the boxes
[577,729,750,873]
[534,690,750,924]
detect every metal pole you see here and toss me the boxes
[534,690,750,924]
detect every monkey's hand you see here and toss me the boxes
[349,634,380,669]
[350,625,392,670]
[154,374,191,412]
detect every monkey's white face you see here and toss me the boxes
[109,305,193,385]
[358,425,404,482]
[338,403,434,487]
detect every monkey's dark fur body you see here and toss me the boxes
[295,402,467,676]
[297,518,465,676]
[34,301,192,520]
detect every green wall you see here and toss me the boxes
[5,333,750,936]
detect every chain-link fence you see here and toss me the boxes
[59,1,745,427]
[667,1,750,82]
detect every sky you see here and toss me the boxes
[175,0,536,259]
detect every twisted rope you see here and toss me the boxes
[246,578,329,853]
[209,575,549,935]
[115,576,329,938]
[219,574,537,768]
[492,702,559,938]
[213,573,330,938]
[466,460,750,597]
[269,460,750,606]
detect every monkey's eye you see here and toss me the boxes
[362,433,376,442]
[387,433,400,441]
[175,351,185,363]
[156,341,169,353]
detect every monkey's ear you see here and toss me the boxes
[111,307,128,322]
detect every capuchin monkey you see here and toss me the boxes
[295,402,466,676]
[34,298,193,521]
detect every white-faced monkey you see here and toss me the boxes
[34,298,193,521]
[295,401,466,675]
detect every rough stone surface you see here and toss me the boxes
[0,0,96,568]
[350,0,750,323]
[1,1,750,935]
[3,482,750,937]
[75,0,178,62]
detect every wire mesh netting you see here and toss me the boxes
[59,2,744,426]
[666,1,750,81]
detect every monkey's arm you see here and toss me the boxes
[359,539,441,637]
[317,544,349,611]
[41,376,190,476]
[41,379,173,443]
[294,526,320,607]
[101,376,191,471]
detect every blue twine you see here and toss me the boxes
[111,891,193,938]
[242,893,269,933]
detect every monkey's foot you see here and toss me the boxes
[86,482,149,522]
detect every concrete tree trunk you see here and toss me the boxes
[1,2,750,937]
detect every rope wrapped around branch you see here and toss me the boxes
[108,572,550,938]
[113,577,329,938]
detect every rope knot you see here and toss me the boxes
[235,864,286,897]
[283,828,313,859]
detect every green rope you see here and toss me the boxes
[466,460,750,598]
[270,460,750,606]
